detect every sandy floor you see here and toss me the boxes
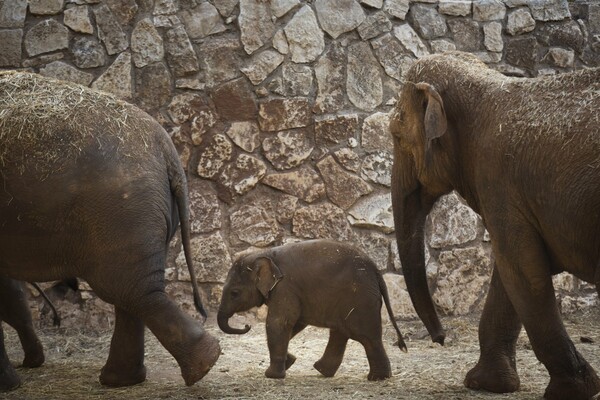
[3,308,600,400]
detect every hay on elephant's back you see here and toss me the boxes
[0,71,153,169]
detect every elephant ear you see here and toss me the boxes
[254,257,284,299]
[415,82,447,152]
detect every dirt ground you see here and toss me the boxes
[3,308,600,400]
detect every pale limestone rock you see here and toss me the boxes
[188,181,222,234]
[241,49,285,85]
[361,0,383,8]
[190,110,218,145]
[64,5,93,33]
[239,0,275,54]
[29,0,64,15]
[355,231,390,271]
[314,0,366,39]
[25,19,69,56]
[270,0,299,18]
[231,205,280,246]
[427,192,479,248]
[528,0,570,22]
[214,0,239,17]
[153,0,178,15]
[472,0,505,21]
[176,233,231,283]
[105,0,137,26]
[281,63,313,96]
[273,29,289,54]
[315,114,360,146]
[483,21,503,52]
[448,18,481,52]
[334,148,361,172]
[372,33,415,81]
[431,39,457,53]
[263,167,325,203]
[382,273,418,320]
[131,18,164,68]
[94,4,128,55]
[165,24,199,77]
[226,121,261,152]
[292,203,353,240]
[357,10,392,40]
[92,52,132,99]
[361,151,393,187]
[317,155,373,209]
[0,29,22,67]
[438,0,472,16]
[393,24,429,58]
[545,47,575,68]
[167,92,206,124]
[384,0,409,20]
[362,112,394,151]
[348,192,394,233]
[39,60,94,85]
[200,38,242,88]
[263,130,314,170]
[0,0,27,28]
[219,154,267,195]
[314,42,346,113]
[284,5,324,63]
[347,41,383,111]
[179,2,226,40]
[71,37,106,68]
[197,134,233,179]
[409,4,448,39]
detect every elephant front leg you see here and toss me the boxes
[0,326,21,392]
[492,225,600,400]
[264,308,300,379]
[465,265,522,393]
[314,329,348,378]
[99,307,146,387]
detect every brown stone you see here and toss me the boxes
[315,114,359,146]
[211,78,258,121]
[316,155,372,209]
[258,98,312,132]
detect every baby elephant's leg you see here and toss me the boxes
[286,323,307,370]
[314,329,349,377]
[360,337,392,381]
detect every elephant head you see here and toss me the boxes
[389,54,483,345]
[217,254,284,335]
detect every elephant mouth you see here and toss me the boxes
[217,310,251,335]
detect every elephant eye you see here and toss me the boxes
[231,289,240,299]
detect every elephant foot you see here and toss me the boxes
[179,331,221,386]
[464,359,520,393]
[285,353,296,370]
[367,367,392,381]
[265,365,286,379]
[22,342,45,368]
[0,366,21,392]
[544,363,600,400]
[313,359,339,378]
[100,364,146,387]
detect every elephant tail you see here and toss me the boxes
[377,272,408,353]
[167,148,208,322]
[29,282,61,327]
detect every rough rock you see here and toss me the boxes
[361,151,393,187]
[271,0,299,18]
[333,148,361,172]
[281,63,313,96]
[92,52,132,99]
[0,0,27,28]
[384,0,409,20]
[200,38,242,88]
[179,2,226,40]
[472,0,505,21]
[314,42,346,114]
[317,155,373,209]
[212,78,258,121]
[153,0,178,16]
[165,24,199,77]
[431,39,457,53]
[347,41,383,112]
[167,92,207,124]
[506,8,536,35]
[505,36,538,70]
[29,0,64,15]
[354,231,390,271]
[25,19,69,56]
[131,18,164,68]
[241,50,285,85]
[545,47,574,68]
[382,273,418,320]
[258,97,312,131]
[219,154,267,195]
[273,29,289,54]
[106,0,138,26]
[393,24,429,58]
[357,10,392,40]
[483,22,503,52]
[188,181,222,234]
[362,112,394,151]
[348,192,394,233]
[427,192,479,248]
[292,203,353,241]
[63,5,93,33]
[197,134,233,179]
[528,0,570,22]
[176,233,231,283]
[239,0,275,55]
[263,130,314,170]
[372,33,415,81]
[190,109,218,145]
[448,18,481,52]
[284,5,324,63]
[262,167,325,203]
[94,4,128,55]
[438,0,472,16]
[231,204,280,246]
[39,60,94,85]
[537,21,584,52]
[214,0,238,17]
[71,37,106,69]
[226,121,261,152]
[0,29,22,67]
[361,0,383,8]
[314,0,366,39]
[409,4,448,39]
[315,114,360,146]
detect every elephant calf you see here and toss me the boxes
[218,239,407,380]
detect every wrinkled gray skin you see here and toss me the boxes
[217,239,407,381]
[390,51,600,400]
[0,73,220,391]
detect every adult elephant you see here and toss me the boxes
[390,52,600,400]
[0,71,220,391]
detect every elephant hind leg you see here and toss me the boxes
[314,329,349,378]
[0,326,21,392]
[358,337,391,381]
[99,307,146,387]
[465,265,521,393]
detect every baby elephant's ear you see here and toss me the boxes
[254,257,283,299]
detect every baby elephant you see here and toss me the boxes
[217,239,407,380]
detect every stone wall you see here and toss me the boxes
[1,0,598,330]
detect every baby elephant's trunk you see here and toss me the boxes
[217,310,251,335]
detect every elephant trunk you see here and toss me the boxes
[391,153,445,345]
[217,310,251,335]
